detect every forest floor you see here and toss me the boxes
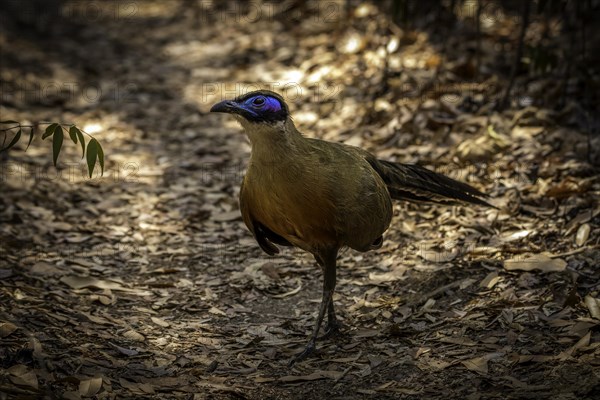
[1,1,599,399]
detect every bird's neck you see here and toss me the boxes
[239,118,304,163]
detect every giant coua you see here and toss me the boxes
[210,90,493,364]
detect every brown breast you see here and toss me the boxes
[241,164,340,253]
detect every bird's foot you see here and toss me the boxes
[319,319,342,340]
[288,340,316,367]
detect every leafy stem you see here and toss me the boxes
[1,120,105,178]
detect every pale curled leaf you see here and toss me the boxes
[575,223,590,246]
[501,230,531,242]
[151,317,170,327]
[212,210,240,222]
[8,364,39,389]
[270,282,303,298]
[584,295,600,320]
[419,246,459,263]
[557,331,592,360]
[503,254,566,272]
[8,364,28,375]
[79,376,103,397]
[369,266,407,283]
[208,306,227,316]
[0,321,18,337]
[479,271,500,288]
[9,370,39,390]
[123,330,145,342]
[61,275,123,290]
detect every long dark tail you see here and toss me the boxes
[367,158,495,208]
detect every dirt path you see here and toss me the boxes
[1,2,599,399]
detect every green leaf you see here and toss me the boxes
[97,141,104,176]
[73,129,85,158]
[86,138,99,178]
[42,123,58,140]
[52,125,64,166]
[26,127,35,150]
[68,126,78,144]
[0,129,21,153]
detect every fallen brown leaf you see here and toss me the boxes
[504,254,567,272]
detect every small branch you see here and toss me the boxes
[0,127,21,132]
[2,122,95,139]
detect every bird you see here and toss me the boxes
[210,90,494,365]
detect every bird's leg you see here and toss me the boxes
[321,296,341,339]
[289,249,337,366]
[314,254,341,339]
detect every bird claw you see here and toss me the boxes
[288,340,316,367]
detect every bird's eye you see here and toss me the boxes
[252,96,265,106]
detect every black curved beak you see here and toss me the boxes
[210,100,239,114]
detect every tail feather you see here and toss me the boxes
[368,158,495,208]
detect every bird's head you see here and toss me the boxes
[210,90,300,152]
[210,90,290,125]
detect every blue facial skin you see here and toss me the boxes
[236,95,288,123]
[242,95,282,114]
[210,91,289,123]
